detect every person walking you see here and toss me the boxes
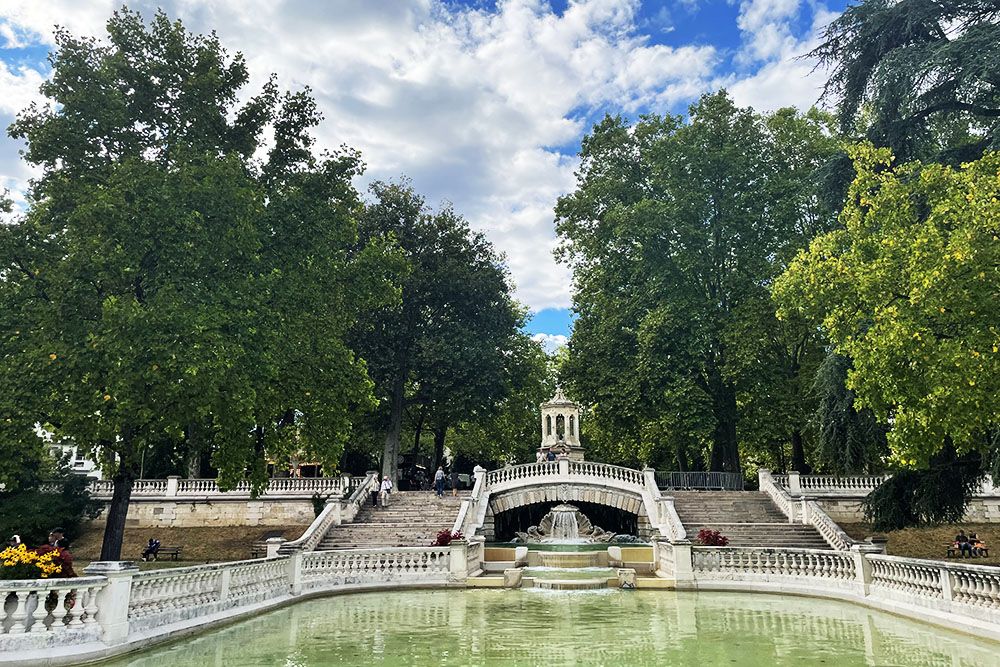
[434,467,446,498]
[450,469,461,497]
[379,475,393,508]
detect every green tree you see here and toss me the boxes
[353,182,522,482]
[0,10,388,558]
[556,93,839,473]
[810,0,1000,164]
[450,334,554,467]
[774,144,1000,467]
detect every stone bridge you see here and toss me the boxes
[454,460,683,542]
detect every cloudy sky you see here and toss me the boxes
[0,0,845,352]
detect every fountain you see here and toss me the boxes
[515,503,615,544]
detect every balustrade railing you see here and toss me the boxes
[568,461,645,487]
[81,476,361,500]
[804,500,854,552]
[869,555,946,600]
[692,547,856,582]
[299,547,451,589]
[1,578,105,637]
[484,462,558,487]
[282,472,379,554]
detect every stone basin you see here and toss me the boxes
[538,551,600,568]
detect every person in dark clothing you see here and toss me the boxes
[546,450,557,462]
[955,531,973,557]
[450,470,461,497]
[142,538,161,561]
[434,467,446,498]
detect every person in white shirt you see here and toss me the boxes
[379,475,393,508]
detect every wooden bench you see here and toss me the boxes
[946,543,989,558]
[156,546,183,561]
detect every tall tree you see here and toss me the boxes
[354,182,521,482]
[556,93,839,473]
[774,144,1000,467]
[810,0,1000,164]
[0,10,388,558]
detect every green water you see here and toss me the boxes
[96,589,1000,666]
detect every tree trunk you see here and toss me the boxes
[790,428,810,473]
[382,375,406,484]
[185,422,201,478]
[411,408,425,455]
[433,425,447,470]
[709,382,740,474]
[99,457,137,561]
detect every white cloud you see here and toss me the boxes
[531,333,568,355]
[0,1,841,315]
[0,0,721,312]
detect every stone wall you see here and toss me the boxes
[817,496,1000,524]
[112,498,316,528]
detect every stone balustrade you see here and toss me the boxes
[758,469,855,550]
[281,472,380,554]
[1,577,105,644]
[80,476,363,500]
[0,538,472,665]
[662,543,1000,641]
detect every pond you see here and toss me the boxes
[96,589,1000,666]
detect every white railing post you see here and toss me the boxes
[557,457,570,476]
[288,551,303,596]
[672,541,694,586]
[83,561,138,644]
[165,475,180,497]
[939,564,955,602]
[851,543,879,596]
[800,496,810,525]
[787,470,802,496]
[219,568,232,602]
[642,466,658,492]
[266,537,286,558]
[449,539,469,583]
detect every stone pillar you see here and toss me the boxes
[288,550,303,596]
[800,496,810,525]
[449,539,469,583]
[558,457,570,477]
[83,561,138,644]
[503,568,523,588]
[851,543,882,596]
[671,540,694,587]
[219,568,232,601]
[757,468,771,487]
[939,564,954,602]
[787,470,802,496]
[642,467,658,492]
[266,537,286,558]
[165,475,180,497]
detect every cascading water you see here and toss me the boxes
[548,506,580,541]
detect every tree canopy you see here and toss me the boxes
[555,92,840,474]
[0,9,391,558]
[774,144,1000,466]
[810,0,1000,163]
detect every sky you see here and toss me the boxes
[0,0,847,353]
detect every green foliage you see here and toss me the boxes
[556,93,840,472]
[863,447,984,531]
[775,145,1000,465]
[811,0,1000,164]
[0,9,391,558]
[812,353,890,474]
[0,463,102,547]
[449,335,554,467]
[352,181,523,480]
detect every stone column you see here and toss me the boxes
[83,561,138,644]
[287,550,304,596]
[850,543,882,596]
[557,457,570,476]
[266,537,286,558]
[642,467,658,492]
[449,539,469,583]
[165,475,180,497]
[787,470,802,496]
[800,496,811,525]
[671,540,694,587]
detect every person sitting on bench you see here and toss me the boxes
[955,531,973,557]
[969,532,986,557]
[141,538,161,561]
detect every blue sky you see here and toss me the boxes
[0,1,847,353]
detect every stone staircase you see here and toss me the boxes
[671,491,831,550]
[317,491,466,549]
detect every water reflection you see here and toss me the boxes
[97,589,999,666]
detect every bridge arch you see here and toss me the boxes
[481,482,653,541]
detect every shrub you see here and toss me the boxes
[0,469,101,547]
[696,529,729,547]
[431,529,463,547]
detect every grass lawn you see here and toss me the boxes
[841,522,999,565]
[69,523,311,571]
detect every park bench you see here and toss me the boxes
[946,543,989,558]
[155,546,183,561]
